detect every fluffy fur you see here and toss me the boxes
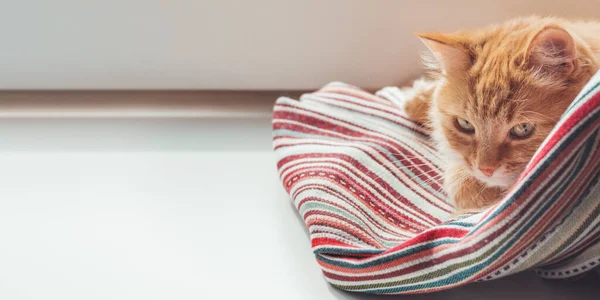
[403,16,600,212]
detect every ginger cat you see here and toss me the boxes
[403,16,600,213]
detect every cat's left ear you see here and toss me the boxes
[527,26,577,75]
[416,32,472,74]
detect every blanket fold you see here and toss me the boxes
[272,73,600,294]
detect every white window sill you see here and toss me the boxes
[0,92,596,299]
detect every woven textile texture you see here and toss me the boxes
[272,71,600,294]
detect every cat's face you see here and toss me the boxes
[420,18,596,187]
[432,75,572,187]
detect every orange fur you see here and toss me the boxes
[404,16,600,212]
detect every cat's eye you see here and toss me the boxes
[510,123,535,139]
[455,118,475,133]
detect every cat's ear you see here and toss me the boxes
[416,32,471,74]
[527,26,577,75]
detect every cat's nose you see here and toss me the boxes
[478,167,496,177]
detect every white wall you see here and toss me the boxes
[1,0,599,90]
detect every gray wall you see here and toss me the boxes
[1,0,599,90]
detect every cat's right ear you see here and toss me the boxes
[527,26,577,76]
[416,32,471,74]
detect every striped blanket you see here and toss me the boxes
[272,71,600,294]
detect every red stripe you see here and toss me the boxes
[523,92,600,176]
[286,162,437,230]
[312,237,357,249]
[306,93,428,135]
[274,103,436,152]
[305,214,384,248]
[280,151,447,211]
[282,154,445,226]
[487,121,600,272]
[545,230,600,266]
[299,195,411,243]
[295,185,415,239]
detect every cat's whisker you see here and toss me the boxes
[387,153,424,159]
[518,110,559,123]
[393,165,439,173]
[363,163,437,180]
[414,173,443,183]
[408,169,442,181]
[420,174,444,186]
[389,161,437,168]
[474,184,487,201]
[389,159,440,170]
[388,157,426,164]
